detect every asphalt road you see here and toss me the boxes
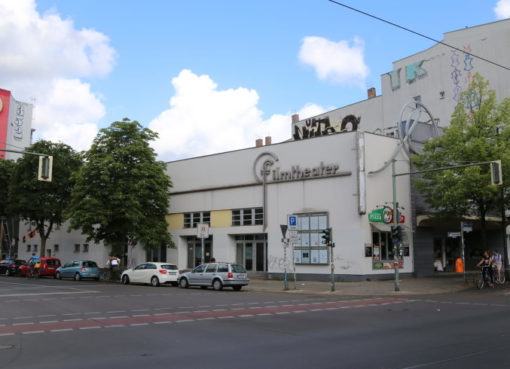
[0,276,509,369]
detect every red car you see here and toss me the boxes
[19,257,62,277]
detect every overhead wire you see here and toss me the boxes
[327,0,510,72]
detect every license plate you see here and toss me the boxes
[237,274,246,279]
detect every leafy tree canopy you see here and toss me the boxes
[9,140,82,256]
[68,119,172,254]
[0,158,16,217]
[413,74,510,246]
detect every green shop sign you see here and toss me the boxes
[368,207,405,224]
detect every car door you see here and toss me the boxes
[203,264,218,286]
[61,262,72,278]
[144,263,157,283]
[188,264,206,285]
[130,264,147,283]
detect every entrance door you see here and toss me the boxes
[235,234,267,272]
[186,237,213,268]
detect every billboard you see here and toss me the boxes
[0,89,33,160]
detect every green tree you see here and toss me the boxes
[0,159,16,255]
[9,141,83,257]
[413,74,510,248]
[67,119,172,257]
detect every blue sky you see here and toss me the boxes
[2,0,509,161]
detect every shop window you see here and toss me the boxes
[294,213,329,265]
[371,230,399,270]
[232,208,263,226]
[184,211,210,228]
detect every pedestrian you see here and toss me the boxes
[477,250,494,287]
[491,249,503,283]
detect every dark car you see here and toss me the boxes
[0,259,27,276]
[19,257,61,277]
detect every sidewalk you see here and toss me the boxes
[246,274,480,296]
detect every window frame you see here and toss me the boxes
[294,213,329,265]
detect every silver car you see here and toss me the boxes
[178,262,249,291]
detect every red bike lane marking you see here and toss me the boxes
[0,298,406,335]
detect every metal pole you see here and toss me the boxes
[392,160,400,292]
[461,222,466,283]
[283,242,289,290]
[292,242,297,290]
[330,244,335,292]
[501,186,508,279]
[201,237,205,264]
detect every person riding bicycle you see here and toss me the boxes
[491,249,503,283]
[477,250,494,288]
[28,253,40,276]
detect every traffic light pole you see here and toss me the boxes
[392,160,400,292]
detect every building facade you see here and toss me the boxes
[15,19,510,278]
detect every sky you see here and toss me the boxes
[1,0,510,162]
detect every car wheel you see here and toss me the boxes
[179,278,189,289]
[232,286,242,291]
[212,279,223,291]
[150,276,159,287]
[74,273,81,281]
[122,275,130,285]
[56,272,62,280]
[200,285,208,290]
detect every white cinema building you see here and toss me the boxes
[16,18,510,279]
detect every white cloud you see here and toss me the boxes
[149,70,326,161]
[0,0,116,151]
[495,0,510,19]
[299,36,369,87]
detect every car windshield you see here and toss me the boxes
[160,264,177,270]
[231,264,247,273]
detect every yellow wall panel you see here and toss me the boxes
[211,210,231,228]
[166,214,184,230]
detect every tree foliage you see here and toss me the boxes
[67,119,172,255]
[9,141,82,256]
[0,159,15,217]
[413,74,510,247]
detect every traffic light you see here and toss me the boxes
[391,225,402,243]
[321,227,332,246]
[490,160,503,186]
[38,155,53,182]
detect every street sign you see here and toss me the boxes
[280,224,288,238]
[461,221,472,232]
[288,229,299,243]
[197,223,209,239]
[448,232,461,238]
[288,215,297,229]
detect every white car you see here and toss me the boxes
[121,262,179,287]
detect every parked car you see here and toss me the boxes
[0,259,27,276]
[121,262,179,287]
[19,257,61,277]
[56,260,100,281]
[177,262,249,291]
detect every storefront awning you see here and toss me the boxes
[370,222,392,232]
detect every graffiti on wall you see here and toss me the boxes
[11,102,26,141]
[293,114,361,140]
[387,60,428,90]
[450,44,474,103]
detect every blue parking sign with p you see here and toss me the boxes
[288,215,297,227]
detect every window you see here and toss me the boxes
[26,245,31,252]
[294,213,329,265]
[371,231,395,261]
[205,264,217,273]
[184,211,210,228]
[74,244,80,253]
[232,208,263,226]
[33,245,38,252]
[83,244,89,253]
[54,244,59,253]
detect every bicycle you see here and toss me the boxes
[477,266,494,289]
[26,266,40,279]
